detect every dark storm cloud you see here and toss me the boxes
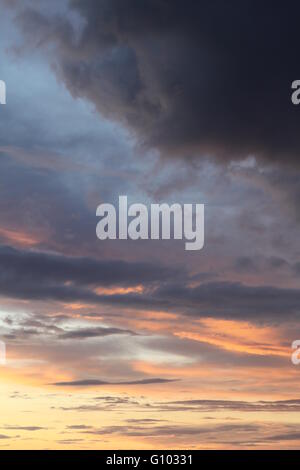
[92,281,300,321]
[0,244,178,289]
[1,245,300,321]
[235,255,300,277]
[154,281,300,318]
[52,378,177,387]
[13,0,300,164]
[250,165,300,221]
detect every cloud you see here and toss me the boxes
[265,432,300,442]
[160,399,300,413]
[126,419,167,424]
[2,426,46,431]
[52,378,178,387]
[54,396,300,417]
[56,439,86,445]
[153,281,300,319]
[12,0,300,165]
[59,326,137,340]
[0,244,181,303]
[1,245,300,322]
[83,423,259,438]
[66,425,92,430]
[0,244,175,287]
[82,280,300,321]
[55,396,141,412]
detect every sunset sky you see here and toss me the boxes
[1,0,300,449]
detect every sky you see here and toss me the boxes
[0,0,300,449]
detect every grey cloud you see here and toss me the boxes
[3,426,46,431]
[0,245,176,287]
[91,281,300,322]
[153,281,300,320]
[126,419,167,424]
[56,403,131,412]
[161,399,300,413]
[56,396,300,415]
[265,432,300,442]
[1,245,300,322]
[84,423,259,438]
[52,378,178,387]
[59,326,137,340]
[56,439,86,445]
[0,244,182,305]
[66,425,92,430]
[12,0,300,165]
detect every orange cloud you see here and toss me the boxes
[0,227,41,247]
